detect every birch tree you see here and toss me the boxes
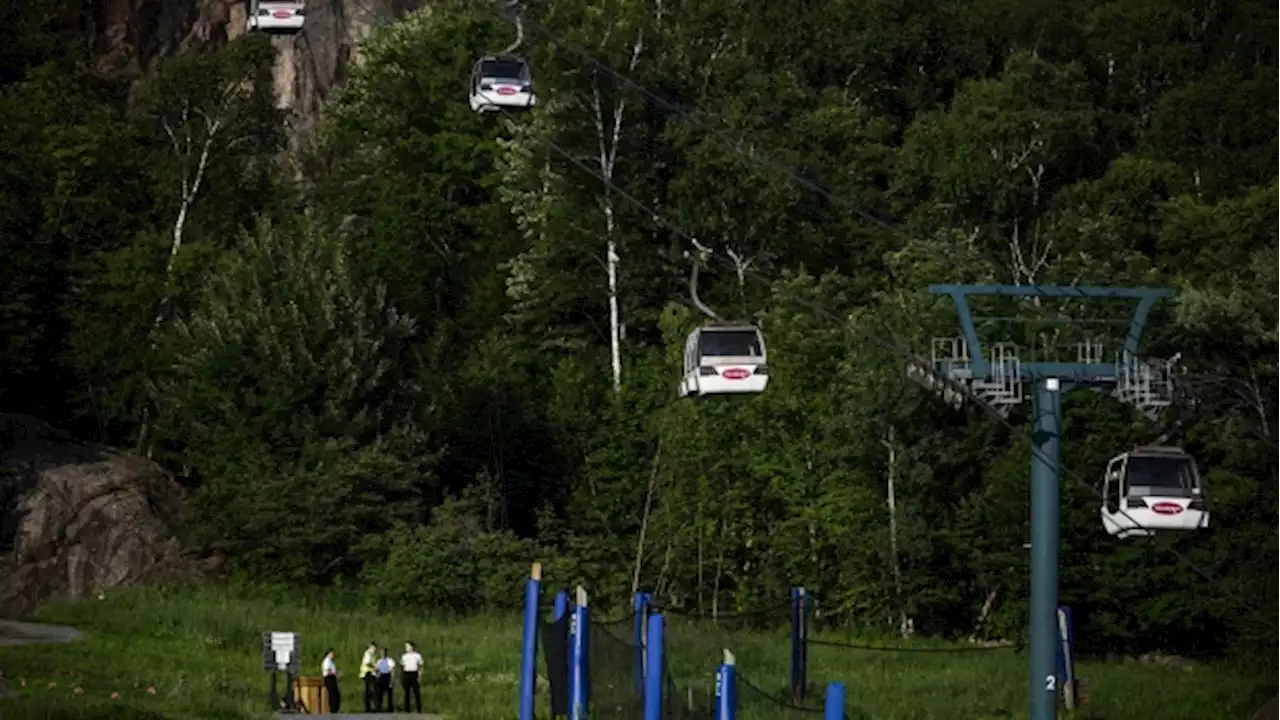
[133,35,281,450]
[589,28,644,393]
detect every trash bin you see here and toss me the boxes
[293,676,329,714]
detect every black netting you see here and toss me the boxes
[656,599,796,719]
[661,600,794,702]
[591,618,645,720]
[664,662,714,719]
[567,595,823,718]
[654,600,792,633]
[736,670,828,720]
[540,612,570,716]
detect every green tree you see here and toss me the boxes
[152,218,439,581]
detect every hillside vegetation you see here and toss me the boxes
[0,585,1272,719]
[0,0,1275,670]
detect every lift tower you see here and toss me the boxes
[907,285,1178,720]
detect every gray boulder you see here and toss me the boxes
[0,414,189,618]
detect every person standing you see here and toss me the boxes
[359,642,378,712]
[321,649,341,713]
[400,641,424,713]
[375,647,396,712]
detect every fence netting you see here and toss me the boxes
[736,670,828,720]
[801,601,1014,716]
[658,599,794,719]
[663,662,715,719]
[540,609,570,717]
[566,595,826,718]
[592,616,645,720]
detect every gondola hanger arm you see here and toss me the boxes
[686,240,722,322]
[501,1,525,55]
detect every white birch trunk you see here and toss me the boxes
[136,85,239,452]
[591,30,643,393]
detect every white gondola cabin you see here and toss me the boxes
[678,325,769,398]
[469,55,537,113]
[1100,446,1209,539]
[247,0,305,34]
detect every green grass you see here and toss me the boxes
[0,583,529,719]
[655,615,1273,720]
[0,583,1272,719]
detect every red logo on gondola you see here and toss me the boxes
[721,368,750,380]
[497,87,517,95]
[1151,502,1183,515]
[273,11,291,17]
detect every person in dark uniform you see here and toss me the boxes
[400,641,423,712]
[321,648,341,712]
[375,647,396,712]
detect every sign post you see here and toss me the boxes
[1055,606,1077,709]
[262,632,301,710]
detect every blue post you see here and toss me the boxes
[715,655,736,720]
[643,613,664,720]
[567,601,577,714]
[790,588,801,702]
[824,682,846,720]
[570,599,589,719]
[554,590,569,621]
[518,563,542,720]
[1030,379,1063,720]
[634,592,651,697]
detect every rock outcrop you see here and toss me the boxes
[0,414,189,618]
[93,0,418,132]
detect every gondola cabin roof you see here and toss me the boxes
[474,55,532,73]
[1125,445,1192,458]
[695,323,762,333]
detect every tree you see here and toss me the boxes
[131,34,283,450]
[0,63,152,429]
[895,52,1099,285]
[152,217,439,580]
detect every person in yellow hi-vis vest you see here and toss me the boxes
[359,642,378,712]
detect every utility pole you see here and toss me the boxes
[910,284,1177,720]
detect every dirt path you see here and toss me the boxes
[1252,695,1278,720]
[288,715,444,719]
[0,620,83,646]
[0,620,84,698]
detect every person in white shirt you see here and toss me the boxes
[374,647,396,712]
[321,649,341,713]
[400,641,424,712]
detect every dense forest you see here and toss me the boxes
[1,0,1275,662]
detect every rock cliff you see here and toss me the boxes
[0,414,191,618]
[93,0,418,131]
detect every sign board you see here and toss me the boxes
[1055,606,1077,708]
[262,632,301,673]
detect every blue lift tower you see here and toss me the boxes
[907,284,1179,720]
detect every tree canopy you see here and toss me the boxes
[0,0,1274,662]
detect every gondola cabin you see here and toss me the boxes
[678,325,769,398]
[469,55,537,113]
[247,0,305,34]
[1100,445,1209,539]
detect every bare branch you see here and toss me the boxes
[590,76,608,177]
[631,439,664,595]
[160,119,180,154]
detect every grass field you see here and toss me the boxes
[0,583,1272,719]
